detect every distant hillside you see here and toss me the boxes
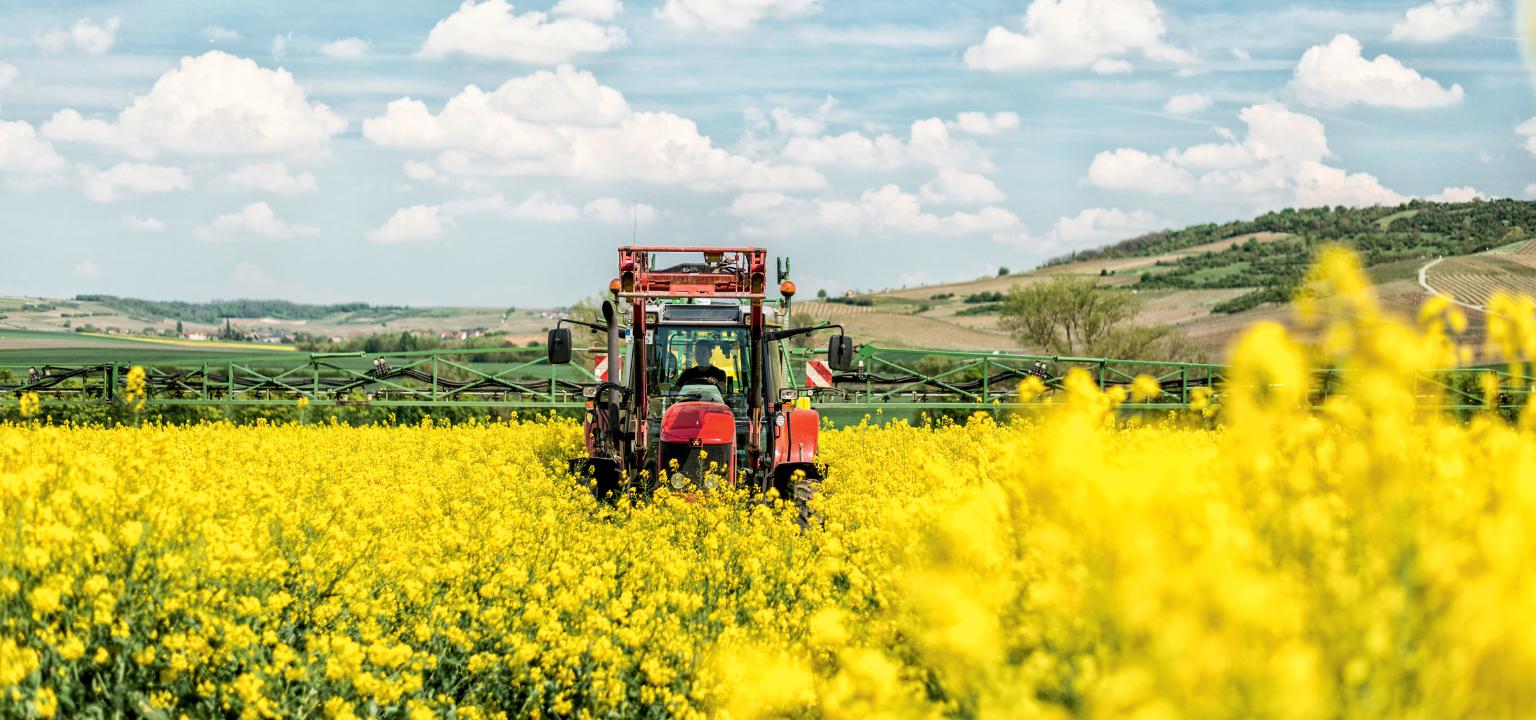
[1050,199,1536,314]
[73,295,392,324]
[2,295,556,347]
[813,199,1535,359]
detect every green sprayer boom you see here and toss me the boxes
[2,343,1527,422]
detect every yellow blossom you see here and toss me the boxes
[1131,374,1162,402]
[32,688,57,718]
[0,252,1535,719]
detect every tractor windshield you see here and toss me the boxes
[649,325,751,406]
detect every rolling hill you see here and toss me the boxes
[0,295,560,350]
[804,199,1536,360]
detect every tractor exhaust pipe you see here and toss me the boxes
[602,300,620,405]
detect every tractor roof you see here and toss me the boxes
[617,246,768,301]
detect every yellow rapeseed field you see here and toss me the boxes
[6,249,1536,718]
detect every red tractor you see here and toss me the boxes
[547,247,855,512]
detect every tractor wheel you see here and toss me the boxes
[570,458,623,504]
[793,472,818,528]
[771,464,822,528]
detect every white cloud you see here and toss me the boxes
[43,51,346,158]
[1085,148,1192,193]
[919,168,1006,205]
[39,111,127,151]
[553,0,623,21]
[949,111,1020,135]
[319,37,370,59]
[1389,0,1495,43]
[363,64,824,191]
[750,96,837,138]
[1425,186,1484,202]
[1291,163,1407,208]
[503,192,580,220]
[1091,58,1134,75]
[201,25,240,43]
[403,160,438,181]
[369,205,450,243]
[997,207,1161,254]
[1518,118,1536,156]
[1527,184,1536,198]
[419,0,627,64]
[782,118,993,171]
[0,120,67,174]
[225,162,318,194]
[272,33,292,60]
[73,261,101,279]
[584,197,658,224]
[36,16,120,55]
[964,0,1194,73]
[432,191,658,225]
[770,109,825,138]
[795,25,965,48]
[728,185,1019,239]
[0,63,17,89]
[1045,208,1159,249]
[231,263,277,294]
[198,202,318,240]
[1086,103,1407,209]
[229,262,313,298]
[439,194,511,216]
[122,214,167,231]
[1163,92,1212,115]
[658,0,820,31]
[739,98,836,161]
[1290,34,1463,110]
[1231,47,1251,61]
[83,162,191,202]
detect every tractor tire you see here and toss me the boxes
[792,472,819,529]
[771,463,823,528]
[570,458,623,504]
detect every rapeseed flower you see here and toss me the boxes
[1,249,1535,716]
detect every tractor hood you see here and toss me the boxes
[660,401,736,445]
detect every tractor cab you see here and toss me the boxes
[650,312,751,407]
[547,246,854,512]
[643,304,777,489]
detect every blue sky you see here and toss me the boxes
[0,0,1532,306]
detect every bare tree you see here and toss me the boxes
[998,277,1138,355]
[998,276,1206,362]
[564,296,606,326]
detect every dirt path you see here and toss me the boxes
[1418,257,1493,314]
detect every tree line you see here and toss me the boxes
[1133,200,1535,313]
[75,295,395,324]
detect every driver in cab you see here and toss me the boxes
[675,341,729,390]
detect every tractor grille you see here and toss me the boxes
[659,442,731,490]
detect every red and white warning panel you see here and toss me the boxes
[804,360,833,388]
[594,354,623,382]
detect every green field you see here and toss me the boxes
[1375,208,1420,229]
[0,329,297,366]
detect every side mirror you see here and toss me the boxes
[547,328,573,365]
[827,334,854,371]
